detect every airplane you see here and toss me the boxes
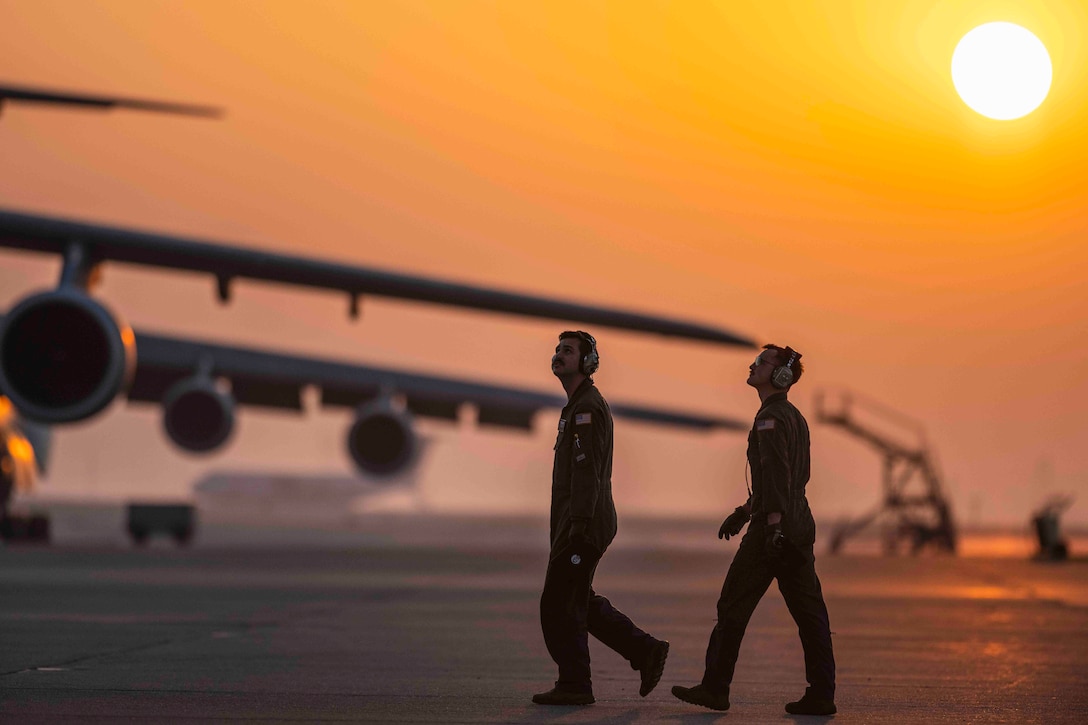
[0,208,753,519]
[0,82,754,526]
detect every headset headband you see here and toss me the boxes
[783,346,798,369]
[770,346,801,389]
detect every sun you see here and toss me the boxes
[951,22,1052,120]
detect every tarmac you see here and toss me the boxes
[2,511,1087,723]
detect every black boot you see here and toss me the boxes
[639,640,669,696]
[785,689,836,716]
[671,683,730,711]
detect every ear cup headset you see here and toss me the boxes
[770,346,801,389]
[575,331,599,375]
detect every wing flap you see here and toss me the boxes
[231,379,303,411]
[405,397,461,422]
[320,385,381,409]
[477,404,537,430]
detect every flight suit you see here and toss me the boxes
[702,392,836,701]
[540,378,657,694]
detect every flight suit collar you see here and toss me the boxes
[564,378,595,409]
[758,391,788,414]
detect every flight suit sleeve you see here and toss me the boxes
[756,413,791,516]
[569,404,600,522]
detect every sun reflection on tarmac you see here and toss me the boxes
[958,585,1019,600]
[958,533,1038,558]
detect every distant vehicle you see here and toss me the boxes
[126,502,196,546]
[1032,495,1074,561]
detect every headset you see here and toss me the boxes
[561,331,599,376]
[771,346,801,389]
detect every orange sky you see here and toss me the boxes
[2,0,1086,526]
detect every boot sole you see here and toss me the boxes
[532,695,595,706]
[671,686,730,711]
[785,702,837,715]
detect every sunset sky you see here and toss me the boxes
[2,1,1086,527]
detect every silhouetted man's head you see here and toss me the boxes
[747,344,803,390]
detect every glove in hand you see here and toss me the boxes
[718,506,751,540]
[764,523,785,561]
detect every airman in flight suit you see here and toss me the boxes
[672,344,837,717]
[532,331,670,706]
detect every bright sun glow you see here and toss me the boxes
[951,22,1052,120]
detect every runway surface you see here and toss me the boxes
[2,511,1087,723]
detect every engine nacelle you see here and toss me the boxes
[0,289,135,424]
[162,377,236,453]
[347,400,417,477]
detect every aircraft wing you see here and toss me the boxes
[129,328,747,433]
[0,208,754,347]
[0,83,223,118]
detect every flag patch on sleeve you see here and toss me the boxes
[757,418,775,431]
[575,413,592,425]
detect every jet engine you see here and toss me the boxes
[0,289,135,424]
[347,399,417,476]
[162,377,235,453]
